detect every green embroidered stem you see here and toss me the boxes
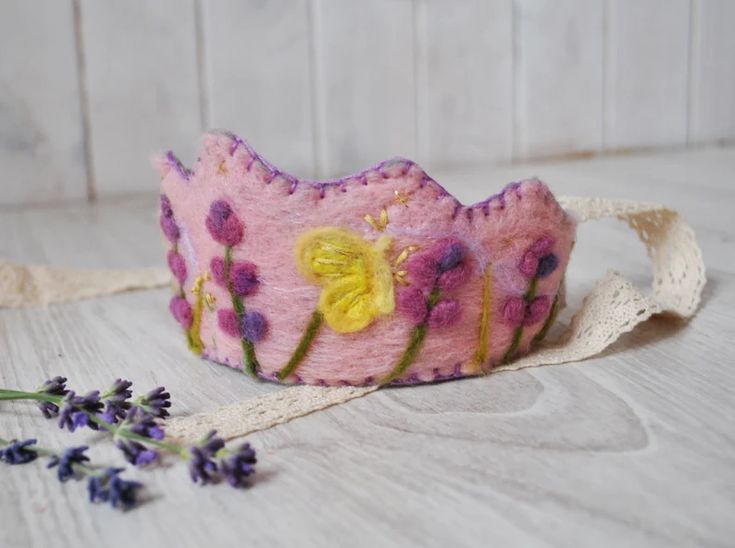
[382,287,441,384]
[532,291,560,345]
[501,277,538,364]
[472,267,493,373]
[382,323,428,385]
[224,246,260,377]
[277,310,324,381]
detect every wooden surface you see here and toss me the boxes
[0,146,734,547]
[3,0,735,205]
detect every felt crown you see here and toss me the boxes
[156,131,576,386]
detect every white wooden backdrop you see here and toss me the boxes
[1,0,734,207]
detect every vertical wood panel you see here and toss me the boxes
[604,0,690,150]
[415,0,513,169]
[514,0,604,160]
[202,0,315,177]
[689,0,735,144]
[312,0,415,177]
[81,0,202,196]
[0,0,87,206]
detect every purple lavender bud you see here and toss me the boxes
[189,431,225,485]
[167,250,187,285]
[35,376,69,418]
[220,442,257,488]
[205,200,244,247]
[0,439,38,465]
[536,253,559,278]
[127,408,165,441]
[116,440,158,467]
[48,446,90,481]
[231,262,259,296]
[88,467,142,510]
[105,378,133,403]
[437,262,470,291]
[58,391,104,432]
[518,251,539,278]
[242,311,268,343]
[137,386,171,419]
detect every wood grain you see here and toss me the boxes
[1,146,734,547]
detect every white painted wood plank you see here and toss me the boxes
[312,0,416,177]
[514,0,604,160]
[80,0,202,196]
[689,0,735,144]
[414,0,513,169]
[604,0,690,150]
[202,0,315,177]
[1,147,735,546]
[0,0,87,207]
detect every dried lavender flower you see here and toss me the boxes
[0,438,39,464]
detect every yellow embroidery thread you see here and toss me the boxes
[295,227,394,333]
[364,208,389,232]
[471,267,493,373]
[187,273,208,355]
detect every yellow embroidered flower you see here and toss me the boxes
[295,227,394,333]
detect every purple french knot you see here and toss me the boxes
[168,250,187,284]
[169,296,193,329]
[536,253,559,278]
[206,200,244,247]
[230,262,259,297]
[396,286,429,325]
[502,296,526,326]
[438,242,464,273]
[428,299,461,329]
[210,256,226,286]
[524,296,552,325]
[242,311,268,343]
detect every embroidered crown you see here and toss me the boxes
[156,131,576,386]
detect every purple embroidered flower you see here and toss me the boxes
[210,256,227,286]
[519,236,556,278]
[169,296,193,329]
[405,238,470,290]
[206,200,244,247]
[137,386,171,419]
[159,194,180,243]
[231,262,259,296]
[218,309,240,338]
[219,442,257,488]
[502,296,526,326]
[189,431,225,485]
[428,299,461,329]
[242,311,268,342]
[0,439,38,464]
[116,440,158,467]
[58,391,104,432]
[502,295,552,327]
[396,286,428,325]
[536,253,559,278]
[167,250,187,285]
[48,446,90,481]
[524,296,552,325]
[35,376,69,418]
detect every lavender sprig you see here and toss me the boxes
[1,437,143,510]
[0,378,258,490]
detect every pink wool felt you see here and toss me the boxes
[157,131,576,385]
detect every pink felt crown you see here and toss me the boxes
[156,131,576,386]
